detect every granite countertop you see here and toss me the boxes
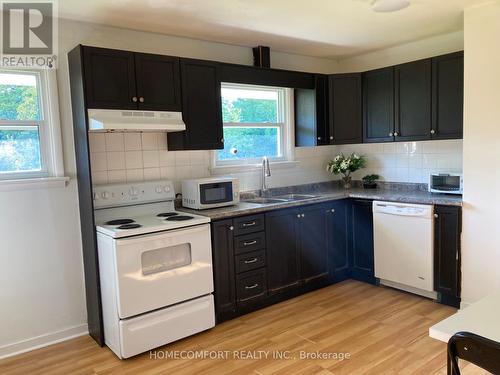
[178,182,462,220]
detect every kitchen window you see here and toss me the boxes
[0,69,65,185]
[214,83,294,167]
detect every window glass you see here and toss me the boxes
[0,127,42,172]
[218,84,286,164]
[0,72,41,121]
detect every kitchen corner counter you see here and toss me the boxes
[179,185,462,220]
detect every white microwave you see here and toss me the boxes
[182,177,239,210]
[429,173,463,195]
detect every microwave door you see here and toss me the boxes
[433,175,461,191]
[200,182,233,205]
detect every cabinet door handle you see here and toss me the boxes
[389,132,393,137]
[228,226,234,231]
[434,214,439,218]
[243,240,257,246]
[301,213,305,218]
[394,132,399,136]
[242,221,256,227]
[132,96,138,102]
[139,97,145,103]
[430,129,436,135]
[317,137,322,141]
[245,283,259,290]
[244,258,258,264]
[330,136,334,140]
[297,214,301,218]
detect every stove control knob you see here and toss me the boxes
[155,186,163,194]
[129,187,138,197]
[164,186,171,193]
[101,191,110,199]
[93,192,99,200]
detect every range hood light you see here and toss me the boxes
[372,0,410,12]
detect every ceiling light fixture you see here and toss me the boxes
[372,0,410,12]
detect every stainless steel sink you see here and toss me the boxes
[274,194,318,201]
[244,197,289,204]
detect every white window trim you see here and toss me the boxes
[0,69,68,189]
[211,83,296,173]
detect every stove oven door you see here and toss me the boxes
[113,224,213,319]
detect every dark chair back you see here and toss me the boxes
[448,331,500,375]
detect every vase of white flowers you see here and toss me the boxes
[326,153,366,189]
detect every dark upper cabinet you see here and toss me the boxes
[168,58,223,150]
[211,220,236,322]
[134,53,181,111]
[363,67,395,143]
[81,46,181,111]
[329,73,363,145]
[295,74,330,147]
[82,46,137,110]
[394,59,432,141]
[434,205,462,308]
[328,200,350,282]
[298,204,329,284]
[349,199,375,284]
[265,208,300,295]
[431,52,464,140]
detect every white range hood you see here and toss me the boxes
[88,109,186,132]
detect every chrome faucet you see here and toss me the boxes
[261,156,271,196]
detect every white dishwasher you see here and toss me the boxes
[373,201,437,299]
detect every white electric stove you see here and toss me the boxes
[93,180,215,359]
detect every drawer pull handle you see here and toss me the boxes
[242,221,256,227]
[244,258,258,264]
[245,283,259,290]
[243,240,258,246]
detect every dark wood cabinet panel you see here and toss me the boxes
[295,74,330,147]
[265,208,300,295]
[298,204,329,284]
[363,67,395,143]
[432,52,464,140]
[395,59,432,141]
[328,200,350,282]
[236,268,267,304]
[82,46,137,110]
[434,205,462,308]
[329,73,363,145]
[212,220,236,321]
[349,199,375,284]
[168,58,223,150]
[134,53,181,111]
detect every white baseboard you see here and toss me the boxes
[0,324,88,360]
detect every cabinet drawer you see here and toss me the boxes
[234,231,266,255]
[235,250,266,274]
[236,269,267,303]
[233,214,265,236]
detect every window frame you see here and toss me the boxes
[213,83,294,168]
[0,68,64,182]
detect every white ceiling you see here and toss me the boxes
[58,0,484,59]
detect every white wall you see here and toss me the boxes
[461,1,500,306]
[337,30,464,72]
[0,19,340,358]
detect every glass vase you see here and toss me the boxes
[342,176,352,189]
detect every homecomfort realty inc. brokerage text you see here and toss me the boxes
[150,350,351,361]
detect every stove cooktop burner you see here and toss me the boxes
[156,212,179,217]
[106,219,135,226]
[166,215,194,221]
[117,223,142,230]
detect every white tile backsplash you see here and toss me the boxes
[89,133,462,190]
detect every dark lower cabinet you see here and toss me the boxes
[434,205,462,308]
[349,199,376,284]
[395,59,432,141]
[298,204,329,285]
[168,58,223,150]
[211,220,236,321]
[265,208,300,295]
[328,200,350,282]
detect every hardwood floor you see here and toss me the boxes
[0,280,488,374]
